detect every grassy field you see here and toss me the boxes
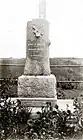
[57,88,83,99]
[0,57,83,99]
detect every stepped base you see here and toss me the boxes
[12,98,57,107]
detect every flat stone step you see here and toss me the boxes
[11,97,57,107]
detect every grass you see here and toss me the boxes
[57,88,83,99]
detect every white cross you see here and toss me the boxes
[39,0,46,19]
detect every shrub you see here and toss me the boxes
[0,96,31,139]
[0,97,83,139]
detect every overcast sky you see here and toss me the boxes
[0,0,83,58]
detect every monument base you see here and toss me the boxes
[18,74,56,98]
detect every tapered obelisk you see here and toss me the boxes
[18,0,57,106]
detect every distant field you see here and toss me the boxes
[0,57,83,80]
[0,57,83,99]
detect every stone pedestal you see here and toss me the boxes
[18,74,56,98]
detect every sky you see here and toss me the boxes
[0,0,83,58]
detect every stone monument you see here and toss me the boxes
[17,0,57,106]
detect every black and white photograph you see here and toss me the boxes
[0,0,83,139]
